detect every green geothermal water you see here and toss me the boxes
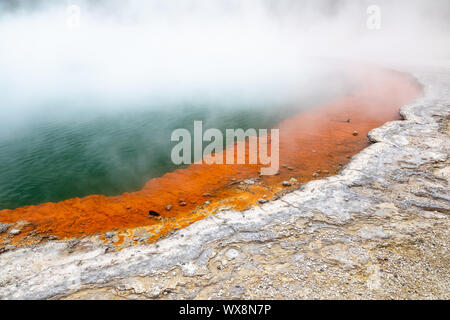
[0,64,350,211]
[0,102,304,210]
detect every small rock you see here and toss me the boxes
[257,199,267,204]
[179,202,187,207]
[225,248,240,260]
[352,131,359,136]
[9,229,21,236]
[289,177,298,182]
[105,232,115,239]
[312,172,319,178]
[149,210,160,217]
[202,193,213,197]
[323,170,329,174]
[165,205,172,211]
[204,201,210,205]
[0,223,10,234]
[104,245,114,253]
[178,199,185,203]
[125,205,131,210]
[282,181,292,187]
[287,167,294,170]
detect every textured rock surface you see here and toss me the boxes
[0,66,449,300]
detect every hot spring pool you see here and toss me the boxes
[0,92,340,210]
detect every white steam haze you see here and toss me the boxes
[0,0,449,131]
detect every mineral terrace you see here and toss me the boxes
[0,65,449,300]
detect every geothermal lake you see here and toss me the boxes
[0,70,348,210]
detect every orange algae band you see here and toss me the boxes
[0,67,422,246]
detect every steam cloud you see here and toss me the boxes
[0,0,449,131]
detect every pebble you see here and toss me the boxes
[149,210,160,217]
[165,205,172,211]
[225,248,240,260]
[0,223,10,234]
[9,229,21,236]
[287,167,294,170]
[202,193,213,197]
[204,201,210,205]
[312,172,319,178]
[352,131,359,136]
[105,232,115,239]
[179,202,187,207]
[282,181,292,187]
[289,178,298,182]
[257,199,267,204]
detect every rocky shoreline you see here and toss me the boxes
[0,65,448,300]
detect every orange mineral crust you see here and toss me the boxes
[0,67,422,248]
